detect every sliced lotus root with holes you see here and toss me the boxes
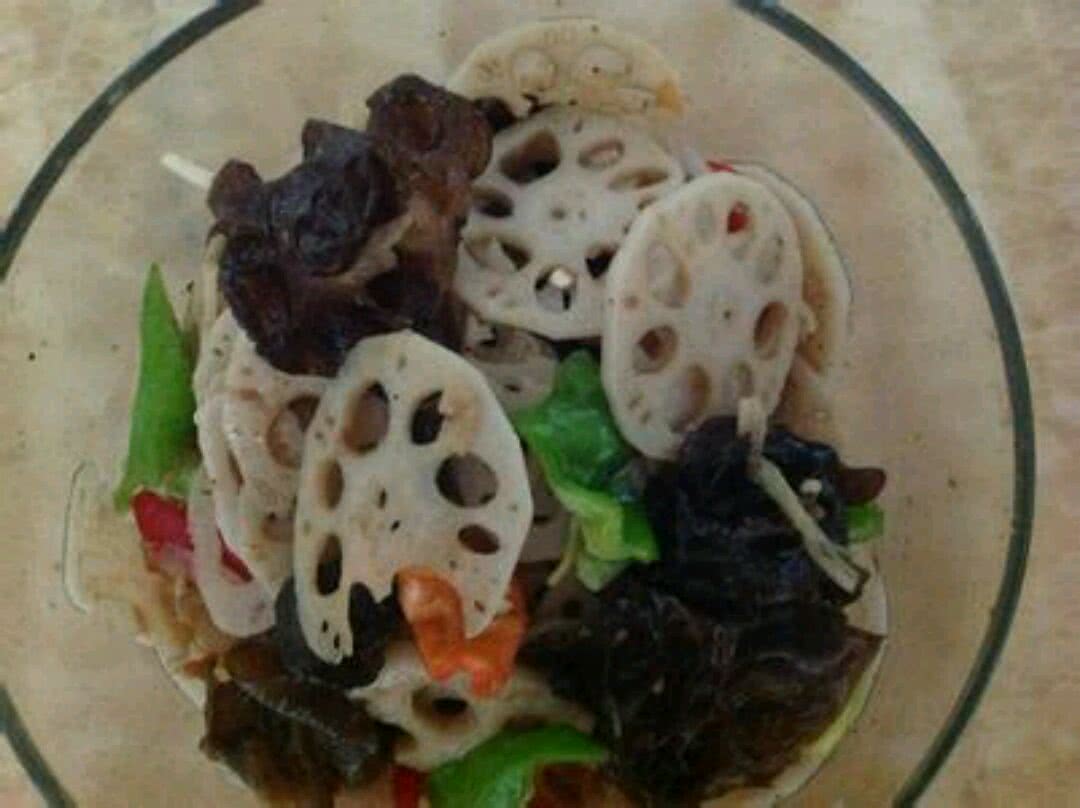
[294,332,532,662]
[733,162,852,379]
[603,172,804,459]
[448,18,683,120]
[193,310,239,405]
[188,468,274,637]
[195,330,327,593]
[416,425,567,562]
[461,315,557,412]
[195,394,241,550]
[206,334,329,593]
[355,642,591,770]
[455,107,684,339]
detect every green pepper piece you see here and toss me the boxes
[428,725,608,808]
[113,265,198,509]
[512,352,658,587]
[846,502,885,544]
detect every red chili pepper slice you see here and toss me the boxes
[705,159,736,173]
[397,568,527,698]
[726,202,750,234]
[132,490,194,578]
[131,490,252,582]
[704,161,749,233]
[220,541,253,582]
[392,765,426,808]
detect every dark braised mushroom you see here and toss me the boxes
[367,74,494,346]
[209,124,401,375]
[209,75,494,376]
[201,632,392,806]
[367,73,493,209]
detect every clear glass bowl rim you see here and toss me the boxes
[0,2,1035,806]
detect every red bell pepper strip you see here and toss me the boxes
[131,490,252,582]
[705,159,736,173]
[727,203,750,234]
[392,765,426,808]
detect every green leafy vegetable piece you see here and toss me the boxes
[428,725,608,808]
[575,552,629,592]
[114,265,198,509]
[846,502,885,544]
[513,352,628,488]
[512,352,658,589]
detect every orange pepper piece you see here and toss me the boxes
[397,567,527,697]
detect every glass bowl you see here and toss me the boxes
[0,1,1034,805]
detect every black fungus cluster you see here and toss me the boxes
[522,418,885,805]
[208,75,493,376]
[643,417,883,621]
[200,579,402,805]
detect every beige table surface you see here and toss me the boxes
[1,2,1076,805]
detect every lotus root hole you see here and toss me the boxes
[320,460,345,509]
[535,266,578,313]
[500,130,561,184]
[646,243,689,307]
[288,396,320,430]
[411,688,477,731]
[466,235,531,273]
[262,512,292,544]
[411,392,445,445]
[315,534,343,595]
[633,327,678,374]
[342,383,389,454]
[473,186,514,218]
[551,206,567,221]
[666,365,711,433]
[754,302,789,359]
[501,241,531,269]
[266,403,312,468]
[437,454,499,508]
[578,139,625,170]
[458,525,501,555]
[585,244,616,279]
[609,168,669,191]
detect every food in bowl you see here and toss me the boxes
[65,18,888,807]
